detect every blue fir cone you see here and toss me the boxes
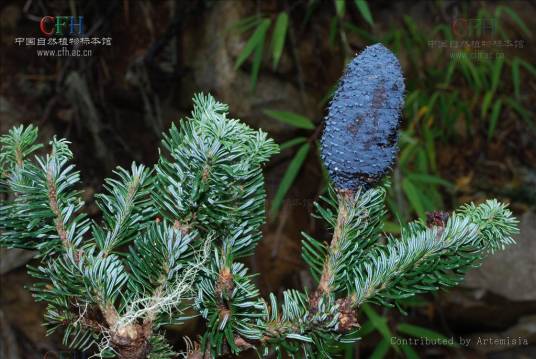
[321,43,405,191]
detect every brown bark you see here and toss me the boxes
[111,324,150,359]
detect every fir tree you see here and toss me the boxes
[0,46,518,359]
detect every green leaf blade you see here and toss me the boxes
[397,323,459,348]
[402,178,426,219]
[369,338,390,359]
[235,19,271,70]
[270,143,310,216]
[272,12,289,69]
[335,0,346,18]
[279,137,307,151]
[354,0,374,26]
[263,110,315,130]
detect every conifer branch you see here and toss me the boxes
[351,200,518,307]
[304,185,387,296]
[46,164,71,248]
[0,125,42,174]
[94,164,154,255]
[0,89,519,359]
[317,190,352,294]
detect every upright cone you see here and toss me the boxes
[321,43,405,191]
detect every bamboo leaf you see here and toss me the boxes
[402,178,425,219]
[460,56,481,90]
[369,338,390,359]
[328,16,338,47]
[519,59,536,77]
[495,6,532,38]
[356,320,375,337]
[400,343,420,359]
[361,304,395,347]
[279,137,307,151]
[504,98,531,123]
[407,173,453,188]
[272,12,289,69]
[481,90,494,118]
[263,110,315,130]
[383,221,401,234]
[226,15,262,34]
[443,61,456,86]
[343,21,377,42]
[354,0,374,26]
[513,59,536,100]
[491,56,504,92]
[344,343,354,359]
[250,33,266,89]
[335,0,346,18]
[270,143,310,216]
[397,323,458,347]
[319,83,337,108]
[234,19,271,70]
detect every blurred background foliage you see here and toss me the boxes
[0,0,535,358]
[234,0,535,228]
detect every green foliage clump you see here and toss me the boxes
[0,94,518,358]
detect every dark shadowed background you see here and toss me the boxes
[1,0,535,358]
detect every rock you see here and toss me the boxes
[487,346,536,359]
[463,211,536,302]
[439,212,536,335]
[0,248,36,275]
[439,287,536,332]
[467,315,536,354]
